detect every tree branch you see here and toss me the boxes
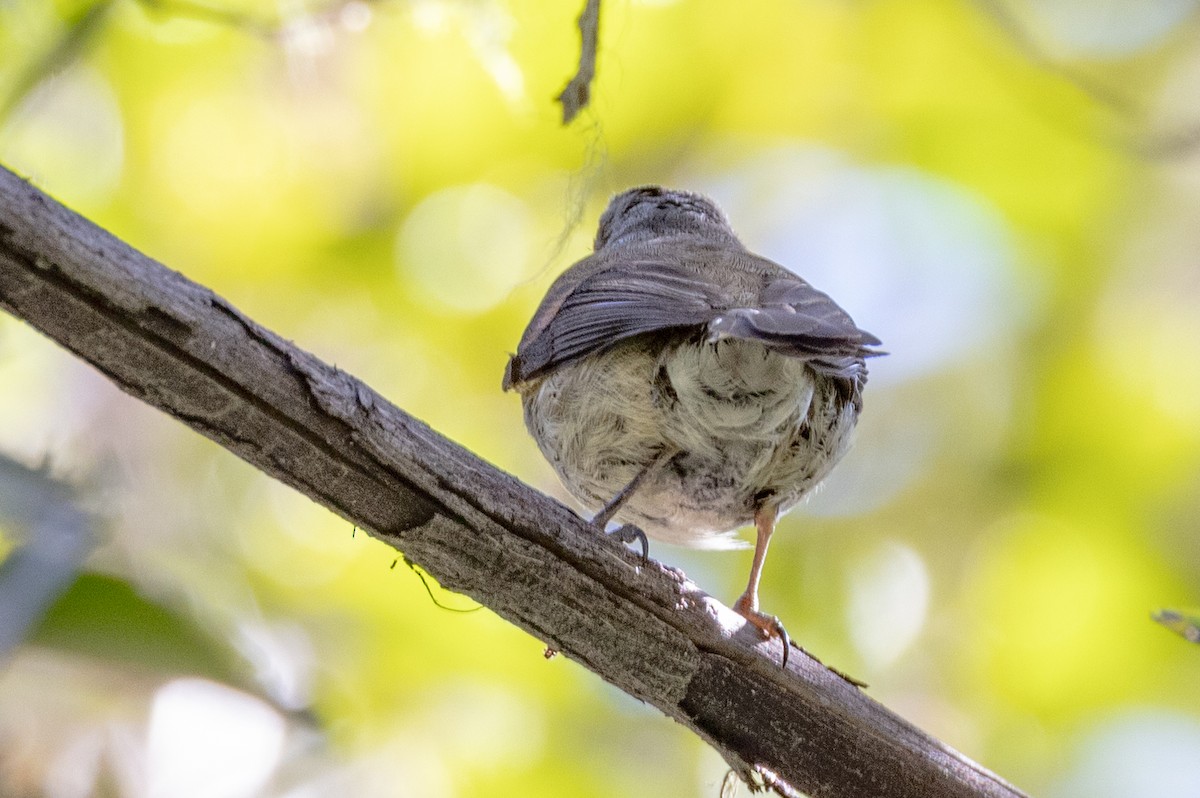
[0,164,1027,798]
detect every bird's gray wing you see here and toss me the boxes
[709,276,881,356]
[505,257,726,387]
[504,251,882,390]
[708,274,883,408]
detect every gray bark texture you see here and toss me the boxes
[0,164,1028,798]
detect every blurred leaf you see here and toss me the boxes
[30,572,240,681]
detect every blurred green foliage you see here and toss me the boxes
[32,573,239,680]
[2,0,1200,796]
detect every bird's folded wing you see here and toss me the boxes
[505,254,882,389]
[506,259,721,386]
[708,277,882,356]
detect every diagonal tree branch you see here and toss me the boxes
[0,164,1027,798]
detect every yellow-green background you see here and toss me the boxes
[2,0,1199,795]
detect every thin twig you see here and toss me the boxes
[557,0,601,124]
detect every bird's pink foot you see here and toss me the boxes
[733,592,792,668]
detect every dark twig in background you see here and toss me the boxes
[1153,608,1200,644]
[557,0,601,124]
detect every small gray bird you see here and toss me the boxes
[504,186,881,661]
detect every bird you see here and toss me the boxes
[503,185,881,664]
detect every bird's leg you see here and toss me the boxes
[592,447,676,560]
[733,505,792,668]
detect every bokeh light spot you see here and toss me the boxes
[0,67,124,205]
[846,541,931,668]
[146,678,285,798]
[1053,710,1200,798]
[396,183,534,312]
[1016,0,1198,57]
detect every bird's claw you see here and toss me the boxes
[605,523,649,562]
[733,598,792,670]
